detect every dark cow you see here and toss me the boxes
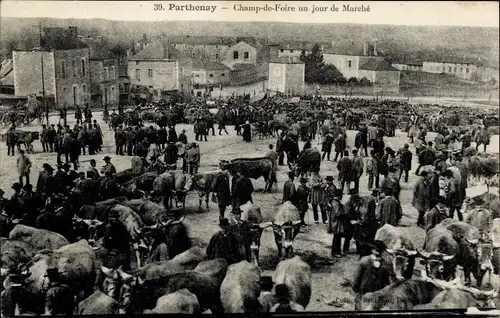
[419,224,459,281]
[114,169,141,184]
[184,170,221,210]
[78,197,128,220]
[259,201,302,259]
[441,219,483,286]
[294,147,321,176]
[272,256,312,310]
[119,172,158,197]
[465,192,499,219]
[219,157,275,192]
[220,261,262,313]
[1,131,40,154]
[374,224,418,280]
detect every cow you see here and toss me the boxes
[259,201,302,259]
[219,157,275,192]
[272,256,312,310]
[240,202,265,267]
[466,207,494,239]
[71,216,104,244]
[78,197,128,220]
[151,170,186,209]
[464,192,499,219]
[418,225,459,281]
[77,290,119,315]
[9,225,70,252]
[374,224,418,280]
[220,261,262,313]
[169,246,207,270]
[440,219,484,286]
[121,199,167,226]
[293,147,321,176]
[119,171,158,196]
[21,240,96,314]
[0,131,40,154]
[144,289,200,314]
[184,170,220,210]
[1,239,36,271]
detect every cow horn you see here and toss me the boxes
[259,221,273,229]
[385,248,394,255]
[467,238,479,245]
[101,266,113,276]
[172,215,185,225]
[406,250,418,256]
[417,249,430,259]
[292,220,302,226]
[1,268,9,276]
[117,267,134,281]
[442,254,455,261]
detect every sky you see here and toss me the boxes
[1,1,499,27]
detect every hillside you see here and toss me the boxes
[0,17,498,63]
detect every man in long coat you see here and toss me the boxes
[399,144,413,183]
[229,207,251,262]
[380,167,401,202]
[443,169,463,221]
[412,170,431,227]
[337,150,353,194]
[295,177,310,226]
[327,188,349,258]
[211,169,232,219]
[206,218,240,265]
[376,188,403,226]
[351,190,378,258]
[232,171,254,208]
[282,171,297,205]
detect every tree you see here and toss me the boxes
[300,43,345,84]
[110,44,128,58]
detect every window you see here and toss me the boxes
[460,68,463,72]
[72,86,78,105]
[173,44,176,47]
[135,69,140,80]
[221,73,225,76]
[454,67,457,73]
[135,61,140,65]
[449,67,452,72]
[111,86,115,101]
[233,51,239,59]
[81,59,86,76]
[61,61,66,78]
[103,67,108,81]
[110,66,115,79]
[290,50,293,53]
[442,66,445,72]
[72,60,77,77]
[466,68,469,73]
[215,53,219,59]
[195,74,200,77]
[280,49,284,53]
[244,52,249,59]
[348,60,352,68]
[209,74,213,78]
[192,52,195,58]
[148,69,153,78]
[216,45,219,49]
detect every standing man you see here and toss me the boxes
[101,156,117,175]
[114,125,126,156]
[381,167,401,202]
[17,149,31,186]
[337,150,353,194]
[352,149,364,192]
[206,218,239,265]
[295,177,311,227]
[185,142,200,175]
[399,144,413,183]
[87,159,100,180]
[282,171,297,204]
[6,126,16,156]
[41,124,49,152]
[333,134,346,162]
[327,188,348,258]
[211,169,232,220]
[443,169,463,221]
[232,171,254,208]
[44,267,75,315]
[265,144,278,193]
[412,170,431,227]
[375,188,403,226]
[321,130,334,161]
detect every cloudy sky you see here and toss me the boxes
[1,1,498,27]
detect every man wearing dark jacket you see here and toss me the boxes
[211,170,232,219]
[206,218,240,265]
[399,144,413,183]
[232,172,254,208]
[282,171,297,205]
[44,268,75,315]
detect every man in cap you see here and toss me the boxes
[258,276,274,312]
[211,167,232,220]
[36,163,52,194]
[323,176,337,215]
[424,195,449,232]
[295,176,311,227]
[412,170,431,227]
[178,129,188,145]
[9,183,23,219]
[352,240,393,310]
[206,218,239,265]
[87,159,100,180]
[229,206,251,262]
[443,169,463,221]
[100,170,119,200]
[399,144,413,183]
[6,125,16,156]
[328,188,349,258]
[380,166,401,202]
[41,124,49,152]
[101,156,117,175]
[352,149,364,192]
[375,187,403,227]
[44,267,75,315]
[337,150,353,194]
[282,171,297,205]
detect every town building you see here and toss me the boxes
[268,56,305,95]
[191,60,230,87]
[391,59,423,71]
[421,57,478,81]
[12,26,90,108]
[474,60,499,83]
[358,59,401,94]
[222,41,258,69]
[80,37,119,108]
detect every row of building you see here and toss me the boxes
[0,26,498,108]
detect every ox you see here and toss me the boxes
[419,224,459,281]
[9,225,69,252]
[219,157,275,192]
[144,289,200,314]
[374,224,418,280]
[0,131,40,154]
[184,170,221,210]
[259,201,302,259]
[272,256,312,310]
[1,239,36,272]
[293,147,321,176]
[77,290,119,315]
[220,261,262,313]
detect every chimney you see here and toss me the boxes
[363,42,368,56]
[68,26,78,42]
[373,40,378,56]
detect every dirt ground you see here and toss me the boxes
[0,112,498,311]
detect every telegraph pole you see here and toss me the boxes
[38,22,48,124]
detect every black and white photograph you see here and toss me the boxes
[0,0,499,315]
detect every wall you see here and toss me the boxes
[173,43,229,63]
[13,50,56,98]
[54,48,91,108]
[268,63,286,93]
[191,70,206,85]
[223,41,257,69]
[284,63,305,95]
[230,64,268,86]
[323,54,360,79]
[476,66,500,83]
[127,60,179,91]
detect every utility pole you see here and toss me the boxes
[38,22,48,124]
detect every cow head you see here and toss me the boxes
[267,221,301,259]
[385,248,417,281]
[418,250,456,281]
[72,216,104,243]
[247,225,264,267]
[475,240,497,290]
[116,266,138,314]
[101,266,121,300]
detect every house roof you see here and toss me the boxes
[128,41,181,60]
[359,58,399,72]
[232,63,257,70]
[425,56,478,65]
[392,59,423,66]
[192,60,230,71]
[272,41,318,51]
[80,38,113,60]
[165,35,234,46]
[0,71,14,86]
[270,56,304,64]
[39,27,88,51]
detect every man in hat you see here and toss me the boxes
[424,195,449,232]
[270,284,304,312]
[9,183,23,219]
[206,218,239,265]
[36,163,52,194]
[295,176,310,227]
[101,156,117,175]
[44,267,75,315]
[321,130,334,161]
[232,171,254,209]
[352,149,364,192]
[114,124,126,155]
[0,189,14,237]
[6,125,16,156]
[352,240,393,310]
[185,142,200,175]
[102,208,132,270]
[323,176,337,212]
[1,268,31,317]
[443,169,464,221]
[41,123,49,152]
[211,168,232,220]
[381,166,401,202]
[100,170,119,200]
[375,187,403,227]
[337,150,353,194]
[258,276,274,312]
[328,188,350,258]
[412,170,432,227]
[229,206,251,262]
[87,159,100,180]
[178,129,188,145]
[399,144,413,183]
[16,149,31,187]
[282,171,297,205]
